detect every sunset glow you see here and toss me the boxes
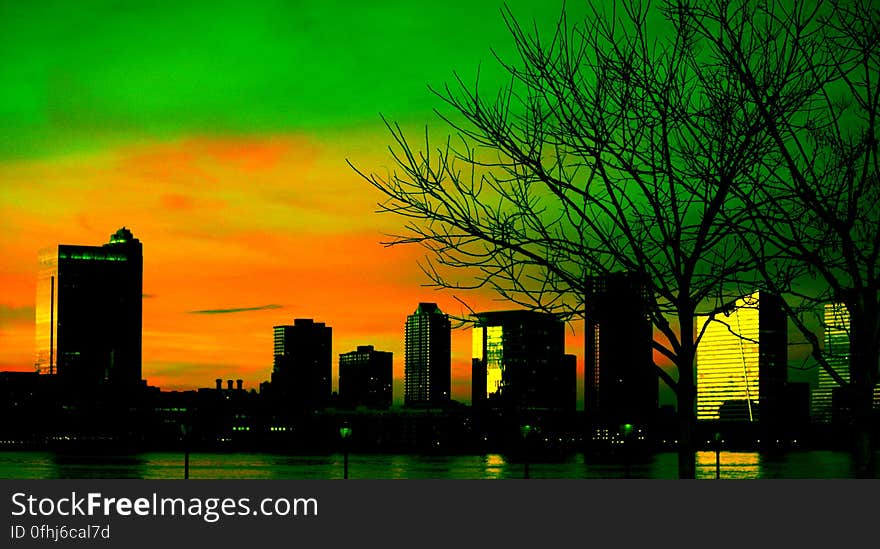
[0,0,593,403]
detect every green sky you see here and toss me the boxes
[0,0,827,402]
[0,0,597,402]
[0,0,574,159]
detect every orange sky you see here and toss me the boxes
[0,1,822,410]
[0,134,590,404]
[0,0,675,408]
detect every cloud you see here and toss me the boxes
[160,194,196,211]
[186,304,283,315]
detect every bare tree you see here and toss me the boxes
[351,1,782,478]
[686,0,880,476]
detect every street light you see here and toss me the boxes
[520,424,534,479]
[180,416,191,480]
[620,423,634,478]
[714,432,722,479]
[339,423,353,479]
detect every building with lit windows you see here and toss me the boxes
[339,345,393,409]
[811,304,850,423]
[404,303,451,407]
[696,292,787,424]
[471,310,575,412]
[35,227,143,389]
[810,303,880,424]
[585,272,657,428]
[271,318,332,410]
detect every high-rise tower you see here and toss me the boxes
[810,304,880,423]
[35,227,143,389]
[339,345,393,409]
[404,303,451,406]
[271,318,332,410]
[471,310,575,412]
[696,291,787,423]
[585,272,657,428]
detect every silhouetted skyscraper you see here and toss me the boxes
[585,272,657,428]
[272,318,332,410]
[339,345,393,409]
[758,292,789,428]
[696,291,787,424]
[35,227,143,389]
[404,303,451,407]
[471,310,575,412]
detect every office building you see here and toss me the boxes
[34,227,143,389]
[271,318,332,410]
[696,291,787,423]
[810,303,880,423]
[339,345,393,409]
[404,303,451,406]
[585,272,657,427]
[811,304,849,423]
[471,310,575,412]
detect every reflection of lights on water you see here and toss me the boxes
[485,454,506,467]
[696,451,761,479]
[483,454,507,479]
[388,455,410,479]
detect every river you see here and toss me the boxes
[0,450,872,479]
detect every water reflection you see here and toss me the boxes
[0,450,872,479]
[50,454,148,479]
[696,451,760,479]
[482,454,507,479]
[753,450,855,479]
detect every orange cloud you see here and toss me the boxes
[160,194,195,210]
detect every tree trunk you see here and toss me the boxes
[853,425,874,479]
[849,381,875,478]
[849,315,877,478]
[676,375,696,479]
[677,403,696,478]
[677,315,697,479]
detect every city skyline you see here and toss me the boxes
[0,0,832,409]
[2,226,871,458]
[18,226,591,404]
[0,0,589,403]
[0,0,874,485]
[9,225,840,417]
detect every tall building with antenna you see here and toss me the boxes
[34,227,143,389]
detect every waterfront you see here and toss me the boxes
[0,450,872,479]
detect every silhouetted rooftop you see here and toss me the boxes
[414,302,442,315]
[108,227,138,244]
